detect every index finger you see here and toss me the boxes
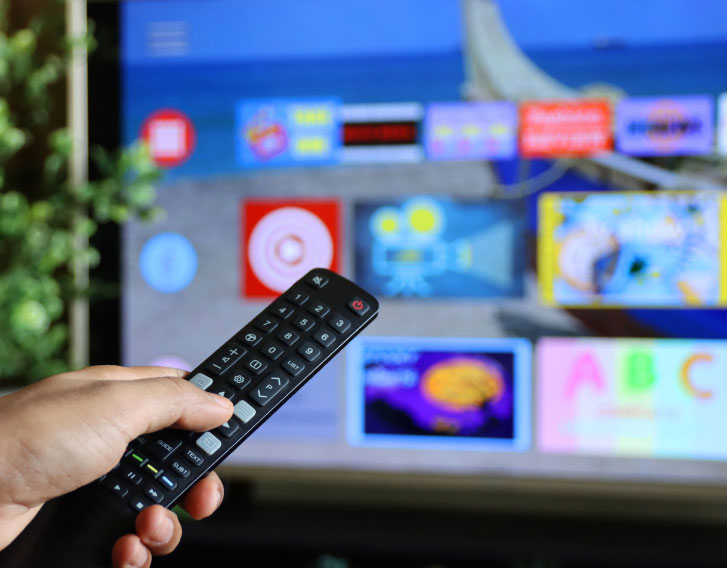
[64,365,188,382]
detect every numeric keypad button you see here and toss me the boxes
[261,342,285,360]
[297,341,321,362]
[314,328,336,348]
[286,289,309,306]
[255,317,279,333]
[269,303,294,320]
[293,315,315,332]
[328,313,351,334]
[277,328,300,346]
[307,301,330,318]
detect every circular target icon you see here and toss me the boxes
[247,207,334,293]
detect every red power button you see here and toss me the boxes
[347,297,370,317]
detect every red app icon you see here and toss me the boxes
[140,109,196,167]
[242,199,341,298]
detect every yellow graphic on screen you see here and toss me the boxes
[421,357,505,412]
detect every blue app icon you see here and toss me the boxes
[139,232,198,294]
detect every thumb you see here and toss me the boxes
[100,376,234,438]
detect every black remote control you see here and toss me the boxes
[0,268,378,568]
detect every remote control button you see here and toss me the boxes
[148,437,183,462]
[347,297,370,317]
[216,419,240,438]
[104,478,129,499]
[144,486,164,504]
[297,341,321,362]
[170,460,191,479]
[282,357,306,377]
[227,370,252,390]
[134,436,148,446]
[244,356,268,375]
[196,432,222,456]
[305,273,329,289]
[233,400,256,423]
[211,386,237,402]
[129,497,150,513]
[128,452,148,468]
[307,301,330,318]
[277,328,300,346]
[286,289,309,306]
[206,344,246,375]
[328,313,351,333]
[239,329,263,347]
[255,316,279,333]
[269,303,294,320]
[158,474,177,491]
[121,468,143,485]
[189,373,214,391]
[250,374,289,407]
[183,447,205,467]
[143,463,163,478]
[314,328,337,348]
[261,341,285,360]
[292,315,315,332]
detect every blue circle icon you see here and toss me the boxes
[139,232,198,294]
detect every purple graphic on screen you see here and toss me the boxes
[616,96,714,156]
[424,102,517,161]
[364,349,515,438]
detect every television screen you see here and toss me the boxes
[118,0,727,488]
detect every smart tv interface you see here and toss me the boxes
[121,0,727,486]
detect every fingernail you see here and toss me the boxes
[217,488,224,508]
[208,393,232,408]
[150,517,174,545]
[125,541,148,568]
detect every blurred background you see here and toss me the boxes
[5,0,727,566]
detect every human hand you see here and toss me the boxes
[0,365,234,568]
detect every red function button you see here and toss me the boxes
[347,297,370,317]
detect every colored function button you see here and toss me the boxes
[328,313,351,333]
[196,432,222,456]
[189,373,213,391]
[129,453,148,467]
[305,273,329,289]
[347,297,370,317]
[158,474,178,491]
[239,329,263,347]
[144,463,162,478]
[233,400,256,423]
[250,374,290,407]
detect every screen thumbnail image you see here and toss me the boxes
[538,337,727,461]
[347,337,531,451]
[538,190,727,307]
[354,196,525,299]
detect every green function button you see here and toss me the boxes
[130,453,148,467]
